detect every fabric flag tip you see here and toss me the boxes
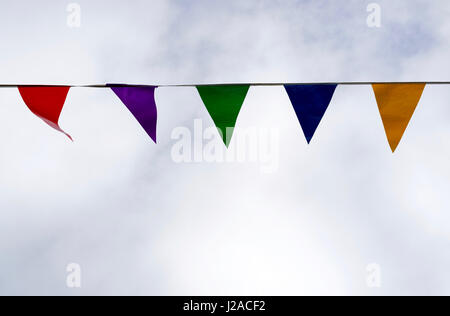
[285,84,337,144]
[109,85,158,144]
[197,85,250,147]
[372,83,425,153]
[18,86,72,140]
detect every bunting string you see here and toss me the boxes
[0,81,445,152]
[0,81,450,87]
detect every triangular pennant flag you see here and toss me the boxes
[285,84,337,143]
[197,85,250,147]
[109,85,158,143]
[372,83,425,152]
[18,86,72,140]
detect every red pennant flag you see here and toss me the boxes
[18,86,72,140]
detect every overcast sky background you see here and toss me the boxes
[0,0,450,295]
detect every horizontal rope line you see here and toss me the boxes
[0,82,448,88]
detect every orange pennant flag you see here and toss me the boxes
[372,83,425,152]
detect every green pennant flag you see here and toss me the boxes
[197,85,250,147]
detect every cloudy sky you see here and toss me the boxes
[0,0,450,295]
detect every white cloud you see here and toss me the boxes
[0,0,449,295]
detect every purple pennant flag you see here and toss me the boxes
[109,85,158,143]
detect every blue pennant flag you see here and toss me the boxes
[285,84,337,143]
